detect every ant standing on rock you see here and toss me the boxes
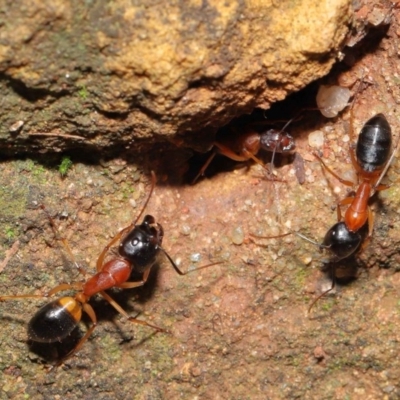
[314,113,397,237]
[251,81,397,311]
[307,109,397,309]
[313,74,398,237]
[0,172,221,365]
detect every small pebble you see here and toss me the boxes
[308,130,325,148]
[180,224,191,236]
[129,198,137,208]
[190,253,201,262]
[231,226,244,245]
[9,120,24,133]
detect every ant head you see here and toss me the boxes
[119,214,164,271]
[260,129,296,154]
[322,222,362,261]
[279,133,296,153]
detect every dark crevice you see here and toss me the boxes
[1,73,70,102]
[94,107,130,120]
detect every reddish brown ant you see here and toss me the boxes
[0,172,221,365]
[192,119,296,184]
[314,114,397,236]
[251,220,368,312]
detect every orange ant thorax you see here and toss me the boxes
[344,181,371,232]
[83,259,132,297]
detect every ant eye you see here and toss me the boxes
[132,239,139,246]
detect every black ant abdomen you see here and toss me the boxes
[356,114,392,174]
[28,297,80,343]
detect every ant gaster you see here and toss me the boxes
[0,172,220,365]
[192,120,296,184]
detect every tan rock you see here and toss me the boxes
[0,0,352,153]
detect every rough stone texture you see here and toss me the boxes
[0,1,399,399]
[0,0,352,155]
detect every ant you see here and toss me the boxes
[0,172,220,365]
[192,119,296,184]
[314,113,396,236]
[250,220,368,312]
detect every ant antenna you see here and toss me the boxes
[250,230,330,251]
[95,171,157,271]
[373,134,399,190]
[133,171,157,226]
[307,263,337,314]
[269,118,295,172]
[159,247,223,276]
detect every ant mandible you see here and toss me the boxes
[0,172,220,365]
[192,119,296,184]
[314,113,396,236]
[250,220,368,312]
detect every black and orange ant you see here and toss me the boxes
[0,172,220,365]
[315,113,397,237]
[192,119,296,184]
[250,220,368,312]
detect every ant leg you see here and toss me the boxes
[242,149,267,169]
[192,150,217,184]
[118,268,151,289]
[367,207,374,238]
[349,145,364,176]
[0,282,82,302]
[0,293,47,301]
[214,141,284,181]
[96,171,156,272]
[99,291,166,332]
[337,196,354,221]
[313,152,354,187]
[348,75,365,140]
[336,205,342,221]
[374,183,390,192]
[213,142,250,162]
[40,205,88,277]
[241,149,285,182]
[374,132,400,190]
[95,228,131,273]
[47,282,83,295]
[249,232,292,241]
[56,302,97,366]
[308,264,336,314]
[160,247,223,275]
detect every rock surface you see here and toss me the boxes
[0,0,352,154]
[0,1,400,399]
